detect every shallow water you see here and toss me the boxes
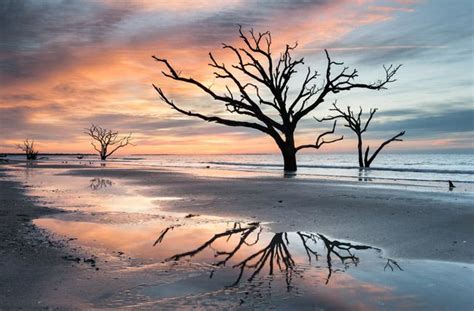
[4,163,474,310]
[33,216,474,310]
[5,153,474,192]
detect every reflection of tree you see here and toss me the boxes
[89,178,113,191]
[384,258,403,271]
[297,232,378,283]
[232,232,296,287]
[161,222,261,263]
[155,223,400,288]
[153,225,180,246]
[318,233,374,284]
[358,169,373,182]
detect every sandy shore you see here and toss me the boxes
[1,162,473,308]
[0,169,74,308]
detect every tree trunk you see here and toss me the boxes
[282,148,297,172]
[280,131,297,172]
[100,149,107,161]
[357,134,364,168]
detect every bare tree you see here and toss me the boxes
[153,27,400,171]
[316,102,405,168]
[17,139,38,160]
[84,124,133,160]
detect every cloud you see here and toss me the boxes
[327,0,473,65]
[371,108,474,136]
[0,0,137,83]
[1,0,472,153]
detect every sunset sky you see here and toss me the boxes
[1,0,473,154]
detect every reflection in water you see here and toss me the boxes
[384,258,403,271]
[155,222,399,288]
[32,216,473,309]
[283,171,297,178]
[89,178,113,191]
[358,168,373,182]
[22,161,38,179]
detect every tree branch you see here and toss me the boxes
[295,120,343,152]
[294,50,401,122]
[153,85,274,135]
[365,131,405,167]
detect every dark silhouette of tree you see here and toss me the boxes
[317,102,405,168]
[84,124,133,160]
[316,233,374,284]
[163,222,262,263]
[17,139,38,160]
[152,27,400,171]
[154,222,392,288]
[231,232,296,287]
[384,258,403,271]
[153,225,181,246]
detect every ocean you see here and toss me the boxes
[6,153,473,191]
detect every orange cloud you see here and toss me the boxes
[0,0,423,154]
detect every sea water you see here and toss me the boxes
[5,153,474,191]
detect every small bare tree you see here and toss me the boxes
[317,102,405,168]
[85,124,133,160]
[153,27,400,172]
[17,139,38,160]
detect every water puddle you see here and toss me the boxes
[33,216,473,310]
[4,163,474,310]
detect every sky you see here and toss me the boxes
[1,0,473,155]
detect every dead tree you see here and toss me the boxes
[84,124,133,160]
[317,102,405,168]
[153,26,400,172]
[17,139,38,160]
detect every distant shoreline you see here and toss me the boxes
[2,150,474,156]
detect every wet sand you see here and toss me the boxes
[1,162,473,309]
[0,170,83,308]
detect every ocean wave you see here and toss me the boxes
[207,161,474,175]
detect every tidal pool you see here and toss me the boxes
[34,216,473,310]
